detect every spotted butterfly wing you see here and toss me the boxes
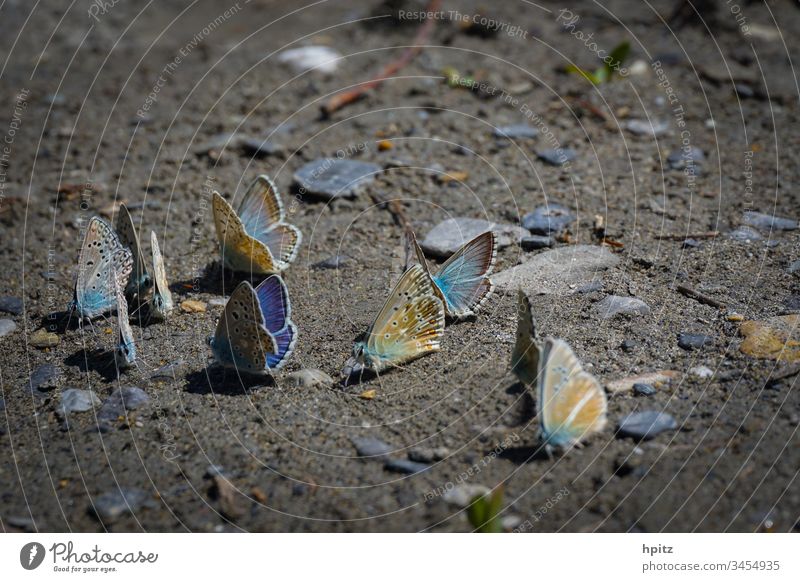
[538,338,607,448]
[212,192,279,275]
[113,270,136,369]
[149,231,173,320]
[510,290,540,386]
[70,217,133,320]
[116,204,152,300]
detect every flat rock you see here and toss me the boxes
[606,370,678,394]
[522,204,575,235]
[739,314,800,362]
[494,245,619,295]
[0,296,22,315]
[678,333,713,350]
[689,365,714,379]
[285,368,333,388]
[293,159,381,200]
[277,45,341,75]
[537,148,576,166]
[595,295,651,319]
[625,119,670,137]
[618,411,678,440]
[493,124,539,139]
[667,146,704,170]
[633,383,656,396]
[0,318,16,338]
[90,488,154,522]
[742,211,797,232]
[384,458,430,475]
[29,363,62,393]
[58,388,101,415]
[442,484,490,507]
[420,217,527,259]
[98,386,150,422]
[351,436,393,459]
[29,328,59,348]
[729,226,762,242]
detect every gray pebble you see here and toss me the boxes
[729,226,763,242]
[285,368,333,388]
[29,364,62,393]
[522,204,575,235]
[421,217,527,258]
[621,339,638,352]
[408,446,450,463]
[682,238,702,249]
[735,83,755,98]
[6,515,36,530]
[239,137,283,158]
[625,119,670,137]
[293,159,381,200]
[493,124,539,139]
[311,254,352,270]
[0,296,22,315]
[576,280,604,294]
[384,458,430,475]
[98,386,150,422]
[633,383,657,396]
[667,146,704,170]
[58,388,101,415]
[678,333,713,350]
[742,211,797,232]
[150,360,186,381]
[0,318,16,338]
[90,488,153,522]
[351,436,393,459]
[520,235,553,250]
[595,295,651,319]
[618,411,678,440]
[537,148,577,166]
[788,260,800,274]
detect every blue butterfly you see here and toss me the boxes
[409,229,496,317]
[113,271,136,370]
[69,217,133,321]
[116,204,152,301]
[209,275,297,375]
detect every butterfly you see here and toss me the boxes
[113,271,136,370]
[510,291,607,449]
[116,204,152,300]
[69,216,134,321]
[408,229,496,318]
[212,174,302,275]
[149,231,174,320]
[342,264,445,379]
[208,275,297,375]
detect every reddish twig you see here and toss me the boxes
[676,285,726,309]
[321,0,443,117]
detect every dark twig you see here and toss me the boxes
[676,285,726,309]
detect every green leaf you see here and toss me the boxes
[467,486,505,533]
[601,41,630,81]
[565,64,601,85]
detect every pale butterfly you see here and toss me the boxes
[212,174,302,275]
[510,291,607,449]
[208,275,297,375]
[342,264,445,380]
[69,217,133,321]
[116,204,152,300]
[408,229,496,317]
[113,270,136,370]
[149,231,173,321]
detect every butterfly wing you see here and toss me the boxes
[362,264,445,372]
[253,275,297,369]
[212,191,279,275]
[211,281,277,375]
[116,204,151,299]
[73,217,133,319]
[429,231,496,317]
[150,231,174,319]
[510,290,540,386]
[237,175,302,268]
[538,338,607,448]
[266,322,297,370]
[114,271,136,368]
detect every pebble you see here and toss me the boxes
[351,436,393,459]
[620,339,638,352]
[90,488,153,522]
[384,458,430,475]
[293,159,381,200]
[239,137,283,158]
[494,245,619,295]
[29,363,62,393]
[29,328,59,348]
[678,333,713,350]
[606,370,678,394]
[785,295,800,311]
[682,238,701,249]
[98,386,150,422]
[277,45,341,74]
[729,226,763,242]
[408,446,450,463]
[689,365,714,379]
[624,119,670,136]
[493,124,539,139]
[285,368,333,388]
[311,254,353,269]
[617,411,678,440]
[522,204,575,235]
[787,260,800,274]
[742,211,797,232]
[442,484,490,507]
[739,315,800,362]
[633,383,656,396]
[58,388,101,415]
[420,217,528,258]
[180,299,206,313]
[667,146,704,170]
[0,295,22,315]
[520,235,553,250]
[595,295,651,319]
[208,297,227,308]
[150,360,186,381]
[576,280,603,294]
[0,318,16,338]
[537,148,577,166]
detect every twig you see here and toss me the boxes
[658,231,719,240]
[320,0,443,117]
[676,285,726,309]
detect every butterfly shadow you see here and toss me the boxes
[185,367,275,396]
[499,443,552,464]
[41,310,82,334]
[173,261,267,298]
[64,348,124,383]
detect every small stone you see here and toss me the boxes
[787,260,800,274]
[520,235,553,250]
[442,484,490,507]
[90,488,153,522]
[742,211,797,232]
[620,339,638,352]
[493,124,539,139]
[667,146,705,170]
[180,299,206,313]
[784,295,800,311]
[359,389,376,400]
[678,333,713,350]
[58,388,101,415]
[595,295,651,319]
[576,280,603,294]
[420,217,528,259]
[150,360,186,381]
[633,383,656,396]
[384,458,430,475]
[617,411,678,440]
[293,159,381,200]
[97,387,150,423]
[377,140,393,151]
[689,365,714,379]
[29,363,62,393]
[0,296,23,315]
[0,318,16,338]
[537,148,577,166]
[239,137,283,158]
[311,254,352,269]
[735,83,755,98]
[727,313,745,322]
[522,204,575,235]
[729,226,763,242]
[277,45,341,75]
[6,516,36,531]
[207,297,227,307]
[625,119,670,136]
[435,170,469,184]
[739,315,800,362]
[29,328,59,348]
[682,238,701,249]
[408,446,450,463]
[351,436,393,459]
[606,370,678,394]
[285,368,333,388]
